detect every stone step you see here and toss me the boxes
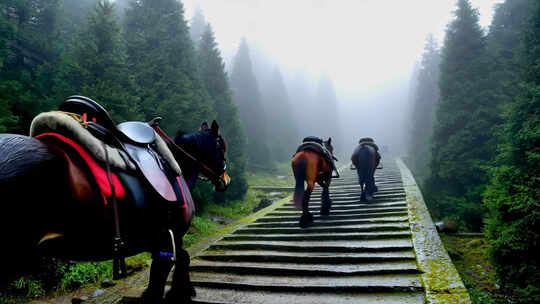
[258,211,409,222]
[247,217,408,228]
[284,201,406,208]
[275,205,406,212]
[192,288,424,304]
[190,260,421,277]
[222,231,412,242]
[234,223,409,235]
[210,239,413,252]
[189,272,424,292]
[266,209,408,217]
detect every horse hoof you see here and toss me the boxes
[320,208,330,216]
[366,195,373,201]
[299,213,314,228]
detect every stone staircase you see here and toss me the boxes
[188,161,427,303]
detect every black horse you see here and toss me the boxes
[0,99,230,303]
[351,139,380,201]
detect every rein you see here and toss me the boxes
[151,124,224,184]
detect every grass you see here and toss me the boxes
[440,235,514,304]
[246,162,294,187]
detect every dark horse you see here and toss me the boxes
[351,138,380,202]
[292,137,335,228]
[0,97,230,303]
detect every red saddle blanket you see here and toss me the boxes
[35,132,125,203]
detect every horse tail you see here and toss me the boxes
[292,156,307,209]
[356,146,371,184]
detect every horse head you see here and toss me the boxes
[174,121,231,192]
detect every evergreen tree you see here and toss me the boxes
[198,24,248,200]
[189,5,206,48]
[0,0,62,133]
[70,0,141,123]
[264,66,299,161]
[123,0,214,133]
[314,74,342,155]
[230,38,272,168]
[408,34,441,180]
[425,0,489,230]
[484,1,540,301]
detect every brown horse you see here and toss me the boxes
[291,138,335,228]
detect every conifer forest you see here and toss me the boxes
[0,0,538,303]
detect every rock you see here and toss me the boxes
[466,239,482,247]
[101,279,115,288]
[435,220,458,233]
[253,198,273,213]
[92,289,105,298]
[72,296,88,303]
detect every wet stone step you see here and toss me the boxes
[222,231,412,242]
[275,205,407,212]
[189,272,424,292]
[234,224,409,235]
[192,288,425,304]
[266,210,408,218]
[248,217,408,228]
[215,239,413,249]
[284,201,407,207]
[259,211,409,222]
[190,260,421,277]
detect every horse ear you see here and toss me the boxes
[211,120,219,135]
[201,122,209,131]
[327,137,332,144]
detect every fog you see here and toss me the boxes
[183,0,502,157]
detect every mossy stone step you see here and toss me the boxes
[210,240,413,253]
[190,260,421,276]
[222,231,412,242]
[234,223,409,235]
[191,287,425,304]
[259,211,409,222]
[248,217,408,228]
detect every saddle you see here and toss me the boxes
[295,137,337,171]
[57,96,181,202]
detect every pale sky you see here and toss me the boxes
[183,0,502,98]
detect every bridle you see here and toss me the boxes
[151,123,227,185]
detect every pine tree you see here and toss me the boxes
[124,0,214,133]
[230,38,272,168]
[484,1,540,301]
[189,5,207,48]
[408,34,441,180]
[70,0,141,123]
[0,0,62,133]
[314,74,342,155]
[198,24,248,200]
[425,0,489,230]
[264,66,299,161]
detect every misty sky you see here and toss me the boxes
[183,0,502,97]
[181,0,503,154]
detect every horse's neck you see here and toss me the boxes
[176,133,202,186]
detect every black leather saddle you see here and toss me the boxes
[59,96,177,201]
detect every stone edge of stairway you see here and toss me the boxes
[396,158,472,304]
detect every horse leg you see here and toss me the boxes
[299,183,314,228]
[320,185,331,216]
[164,247,195,304]
[143,257,174,302]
